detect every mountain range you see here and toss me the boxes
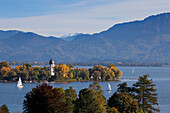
[0,13,170,63]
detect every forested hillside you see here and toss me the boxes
[0,13,170,62]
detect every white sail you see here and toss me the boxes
[17,77,23,88]
[108,83,111,91]
[132,68,134,74]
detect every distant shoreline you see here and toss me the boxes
[0,79,123,83]
[4,61,170,68]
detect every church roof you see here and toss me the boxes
[49,59,54,64]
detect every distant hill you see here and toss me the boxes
[0,13,170,63]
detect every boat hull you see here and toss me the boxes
[17,85,23,88]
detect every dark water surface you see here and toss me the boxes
[0,66,169,113]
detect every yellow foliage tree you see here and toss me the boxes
[0,61,11,69]
[15,65,27,72]
[93,65,105,72]
[110,67,118,72]
[0,67,11,77]
[69,72,74,79]
[54,64,69,78]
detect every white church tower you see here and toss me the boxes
[49,59,55,76]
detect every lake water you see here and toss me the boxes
[0,66,169,113]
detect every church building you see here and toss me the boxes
[49,59,55,76]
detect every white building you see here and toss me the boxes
[49,59,55,76]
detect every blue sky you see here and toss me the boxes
[0,0,170,37]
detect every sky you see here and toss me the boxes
[0,0,170,37]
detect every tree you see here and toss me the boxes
[0,62,11,69]
[74,88,106,113]
[132,74,160,113]
[65,86,77,113]
[115,70,123,79]
[23,64,32,69]
[108,92,139,113]
[69,63,74,68]
[0,104,9,113]
[54,64,69,78]
[6,70,17,81]
[39,70,50,81]
[0,67,11,79]
[18,70,29,81]
[106,107,120,113]
[23,83,67,113]
[101,68,107,81]
[80,69,89,80]
[88,82,106,102]
[88,82,106,112]
[107,64,116,68]
[117,82,130,93]
[74,82,106,113]
[93,71,101,81]
[68,72,74,79]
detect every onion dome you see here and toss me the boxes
[49,59,54,64]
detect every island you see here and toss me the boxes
[0,60,122,83]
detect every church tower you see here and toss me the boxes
[49,59,55,76]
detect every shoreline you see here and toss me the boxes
[0,79,122,83]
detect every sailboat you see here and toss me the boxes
[132,68,135,74]
[17,77,23,88]
[108,83,111,91]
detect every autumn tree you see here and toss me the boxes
[0,62,11,69]
[54,64,69,78]
[23,64,32,69]
[132,74,160,113]
[90,64,122,81]
[23,83,68,113]
[68,72,74,79]
[106,107,120,113]
[0,67,11,79]
[0,104,9,113]
[5,70,17,81]
[15,65,27,72]
[107,64,116,68]
[108,92,139,113]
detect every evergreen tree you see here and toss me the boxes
[65,86,77,113]
[74,88,106,113]
[74,82,106,113]
[88,81,106,107]
[117,82,130,93]
[132,74,160,113]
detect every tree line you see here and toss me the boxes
[22,74,159,113]
[0,62,122,82]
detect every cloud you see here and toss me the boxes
[0,0,170,37]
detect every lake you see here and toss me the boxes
[0,66,169,113]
